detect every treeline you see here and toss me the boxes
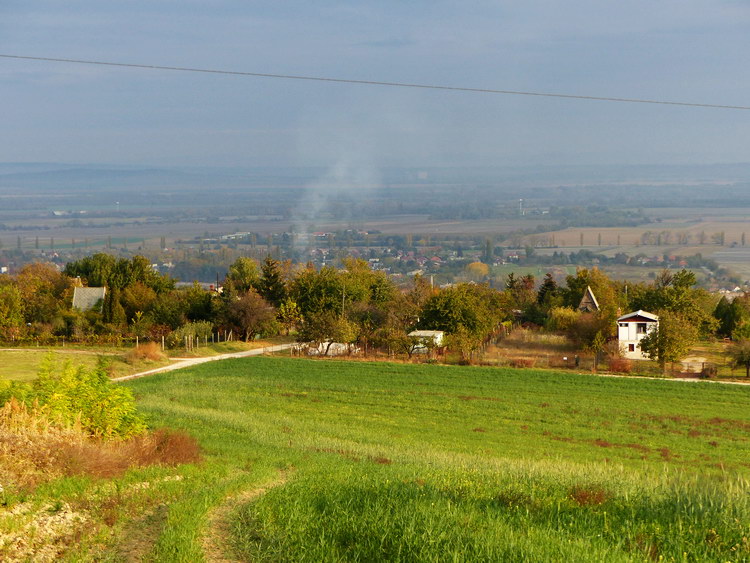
[0,253,747,370]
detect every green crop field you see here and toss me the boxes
[5,357,750,561]
[102,357,750,562]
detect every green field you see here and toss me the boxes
[5,357,750,561]
[0,348,168,382]
[122,358,750,562]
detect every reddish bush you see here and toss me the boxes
[569,484,610,506]
[125,341,165,363]
[510,358,535,368]
[608,358,632,373]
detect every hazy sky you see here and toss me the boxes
[2,1,749,168]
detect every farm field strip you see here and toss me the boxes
[115,357,750,561]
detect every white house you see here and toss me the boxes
[617,310,658,360]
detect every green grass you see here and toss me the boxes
[0,348,169,382]
[115,358,750,562]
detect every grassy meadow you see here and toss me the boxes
[3,356,750,561]
[0,348,168,382]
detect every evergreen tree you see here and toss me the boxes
[257,255,288,307]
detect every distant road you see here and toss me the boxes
[111,343,295,382]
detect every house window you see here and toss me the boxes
[636,323,647,334]
[628,344,635,352]
[619,323,627,327]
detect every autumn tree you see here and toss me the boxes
[15,263,74,325]
[639,311,698,373]
[277,298,302,335]
[465,261,489,281]
[297,310,357,355]
[0,281,24,341]
[227,290,277,342]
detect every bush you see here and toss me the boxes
[166,321,213,349]
[4,357,147,438]
[124,341,165,364]
[0,400,201,489]
[545,307,581,333]
[608,358,632,373]
[510,358,535,368]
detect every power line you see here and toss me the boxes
[2,53,749,111]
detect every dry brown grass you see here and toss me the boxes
[608,358,632,373]
[0,399,200,490]
[124,341,165,364]
[510,358,536,368]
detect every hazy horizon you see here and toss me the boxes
[2,2,749,169]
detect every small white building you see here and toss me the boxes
[617,310,658,360]
[408,330,445,354]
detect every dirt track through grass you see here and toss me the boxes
[202,471,290,562]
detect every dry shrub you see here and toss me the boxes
[569,484,610,506]
[124,341,165,364]
[126,428,202,467]
[510,358,535,368]
[0,399,87,488]
[0,400,200,489]
[608,358,632,373]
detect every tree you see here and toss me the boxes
[465,261,489,281]
[0,281,24,341]
[297,310,356,355]
[226,257,259,293]
[728,339,750,377]
[714,296,746,338]
[536,272,561,309]
[638,311,698,373]
[15,263,74,324]
[418,283,504,356]
[227,290,277,342]
[277,298,302,335]
[257,256,288,306]
[630,269,716,337]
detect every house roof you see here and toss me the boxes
[72,286,106,311]
[617,310,658,322]
[409,330,445,337]
[578,285,600,312]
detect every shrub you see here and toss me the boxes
[510,358,535,368]
[166,321,213,349]
[608,358,632,373]
[124,341,165,364]
[0,400,200,489]
[4,357,147,438]
[545,307,581,333]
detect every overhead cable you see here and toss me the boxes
[1,53,749,111]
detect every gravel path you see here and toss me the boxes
[111,343,295,382]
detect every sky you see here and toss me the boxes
[1,1,750,169]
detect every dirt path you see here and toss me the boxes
[111,343,295,382]
[202,472,289,562]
